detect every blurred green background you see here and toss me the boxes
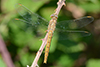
[0,0,100,67]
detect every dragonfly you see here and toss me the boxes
[14,3,94,63]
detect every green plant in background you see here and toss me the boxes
[0,0,100,67]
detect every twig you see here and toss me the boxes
[31,0,65,67]
[0,35,15,67]
[31,33,48,67]
[55,0,66,15]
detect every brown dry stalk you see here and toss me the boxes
[31,0,65,67]
[0,35,15,67]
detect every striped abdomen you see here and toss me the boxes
[44,30,53,63]
[44,14,57,63]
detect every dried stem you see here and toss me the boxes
[31,33,48,67]
[0,35,15,67]
[31,0,65,67]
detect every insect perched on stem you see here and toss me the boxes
[14,3,94,63]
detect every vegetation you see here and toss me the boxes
[0,0,100,67]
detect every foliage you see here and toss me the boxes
[0,0,100,67]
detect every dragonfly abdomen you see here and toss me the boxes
[44,30,53,63]
[44,14,58,63]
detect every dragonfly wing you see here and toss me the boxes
[56,16,94,30]
[55,29,91,40]
[13,4,49,37]
[15,3,49,27]
[12,18,47,38]
[13,18,35,31]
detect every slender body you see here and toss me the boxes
[44,14,58,63]
[15,4,94,64]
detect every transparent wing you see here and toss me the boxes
[12,18,47,38]
[13,3,49,37]
[15,3,49,27]
[14,3,93,40]
[15,3,94,30]
[55,16,93,40]
[55,29,91,40]
[56,16,94,30]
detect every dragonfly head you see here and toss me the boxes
[50,13,58,20]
